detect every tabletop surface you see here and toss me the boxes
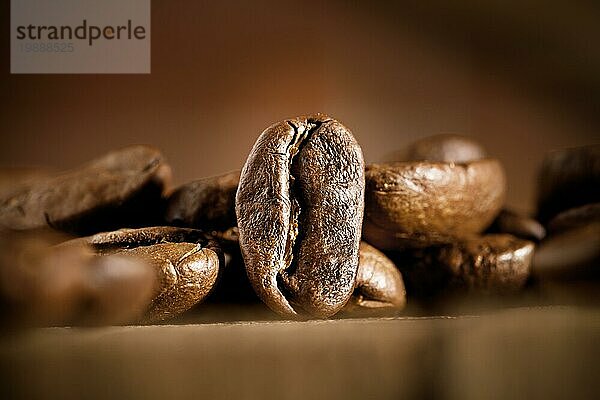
[1,305,598,400]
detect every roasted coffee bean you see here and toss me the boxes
[546,203,600,234]
[67,227,222,323]
[76,226,214,251]
[0,229,89,327]
[536,145,600,223]
[344,242,406,311]
[0,146,171,235]
[0,167,52,198]
[236,114,365,318]
[75,254,157,325]
[487,209,546,242]
[393,234,533,298]
[406,134,487,163]
[165,170,240,231]
[0,229,155,327]
[120,243,220,323]
[363,160,506,250]
[533,222,600,280]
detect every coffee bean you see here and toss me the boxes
[0,167,52,198]
[0,229,88,327]
[0,229,156,327]
[546,203,600,234]
[77,226,214,251]
[539,203,600,280]
[236,114,365,318]
[165,170,240,231]
[393,234,533,298]
[486,209,546,242]
[75,254,157,326]
[363,159,506,250]
[536,145,600,223]
[0,146,171,235]
[68,227,222,323]
[344,242,406,311]
[168,170,407,310]
[533,222,600,280]
[406,134,487,163]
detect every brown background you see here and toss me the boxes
[1,1,599,212]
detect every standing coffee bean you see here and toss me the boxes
[344,242,406,312]
[363,159,506,250]
[406,134,487,163]
[165,170,240,231]
[236,114,365,318]
[536,145,600,223]
[66,227,222,323]
[0,146,171,235]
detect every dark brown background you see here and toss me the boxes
[1,1,599,212]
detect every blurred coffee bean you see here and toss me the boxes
[546,203,600,234]
[236,114,365,318]
[344,242,406,312]
[536,145,600,223]
[406,134,487,163]
[0,146,172,235]
[75,254,156,326]
[392,234,533,299]
[0,167,52,198]
[363,159,506,250]
[0,229,88,327]
[165,170,240,231]
[486,209,546,242]
[0,229,156,327]
[68,227,222,323]
[533,222,600,280]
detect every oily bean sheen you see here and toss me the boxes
[363,159,506,250]
[236,114,365,318]
[394,234,533,298]
[0,146,171,235]
[165,170,240,231]
[344,242,406,312]
[536,145,600,223]
[67,227,222,323]
[406,134,487,163]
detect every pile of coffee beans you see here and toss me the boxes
[0,114,597,326]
